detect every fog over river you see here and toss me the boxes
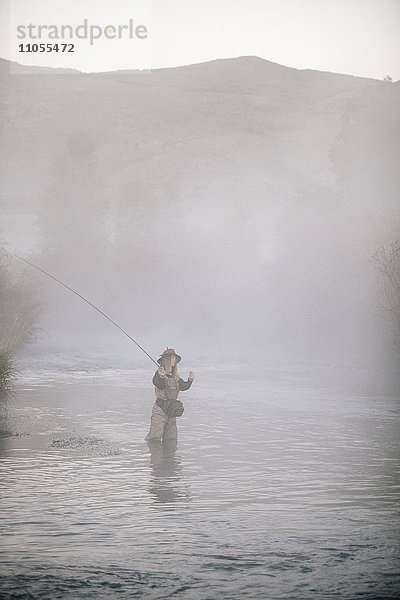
[1,57,400,372]
[1,55,400,598]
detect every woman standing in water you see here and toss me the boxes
[145,348,194,442]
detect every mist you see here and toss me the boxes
[1,54,400,600]
[1,57,399,379]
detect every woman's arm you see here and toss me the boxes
[178,377,193,391]
[153,370,166,389]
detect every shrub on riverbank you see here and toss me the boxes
[0,345,16,397]
[0,247,39,398]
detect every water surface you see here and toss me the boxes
[1,363,399,598]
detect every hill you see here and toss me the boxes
[0,56,399,367]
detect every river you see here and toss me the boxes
[0,361,399,599]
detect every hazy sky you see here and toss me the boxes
[1,0,400,78]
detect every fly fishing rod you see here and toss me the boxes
[11,252,159,368]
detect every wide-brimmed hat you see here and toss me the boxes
[157,348,181,364]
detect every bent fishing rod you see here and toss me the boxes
[10,252,159,368]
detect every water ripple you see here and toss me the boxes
[0,366,399,599]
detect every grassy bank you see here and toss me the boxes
[0,346,16,398]
[0,320,23,400]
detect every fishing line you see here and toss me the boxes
[10,253,159,367]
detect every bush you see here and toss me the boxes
[0,345,17,398]
[0,247,39,398]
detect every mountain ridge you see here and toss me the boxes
[0,54,389,83]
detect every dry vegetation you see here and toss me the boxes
[0,249,39,399]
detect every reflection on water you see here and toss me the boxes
[0,363,399,599]
[147,439,191,504]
